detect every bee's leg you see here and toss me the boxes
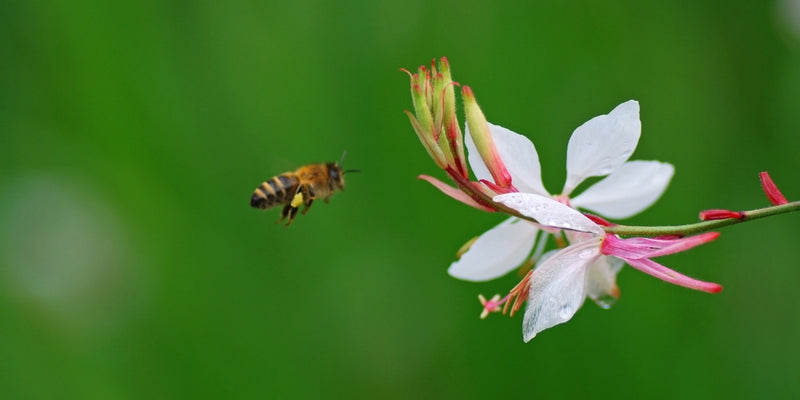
[275,187,305,227]
[301,185,316,215]
[277,204,294,225]
[302,199,314,214]
[284,206,299,227]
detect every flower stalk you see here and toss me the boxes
[605,200,800,237]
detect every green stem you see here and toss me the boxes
[603,200,800,237]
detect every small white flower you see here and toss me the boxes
[492,192,721,341]
[486,193,618,341]
[449,100,674,282]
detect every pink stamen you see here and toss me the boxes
[625,257,722,293]
[602,233,719,260]
[600,234,722,293]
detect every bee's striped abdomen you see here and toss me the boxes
[250,174,299,209]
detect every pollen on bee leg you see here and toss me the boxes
[290,192,304,208]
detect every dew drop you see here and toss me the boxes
[558,304,574,319]
[592,294,618,310]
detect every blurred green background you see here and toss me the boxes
[2,0,799,399]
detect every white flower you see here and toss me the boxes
[449,100,674,282]
[491,192,721,342]
[486,193,616,341]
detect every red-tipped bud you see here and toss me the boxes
[699,209,745,221]
[760,172,788,205]
[404,57,471,176]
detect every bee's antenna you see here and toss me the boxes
[339,150,359,174]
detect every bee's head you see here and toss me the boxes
[327,162,346,190]
[330,151,359,191]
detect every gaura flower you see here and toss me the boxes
[492,193,722,342]
[450,100,675,282]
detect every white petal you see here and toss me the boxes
[493,193,604,235]
[563,100,641,195]
[586,256,625,308]
[571,161,674,219]
[465,122,549,195]
[523,239,600,341]
[448,218,538,281]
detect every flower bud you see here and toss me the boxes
[462,86,513,188]
[699,209,745,221]
[759,171,788,205]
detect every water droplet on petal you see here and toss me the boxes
[591,294,618,309]
[558,304,574,319]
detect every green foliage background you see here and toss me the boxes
[2,1,799,398]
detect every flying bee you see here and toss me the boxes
[250,153,357,226]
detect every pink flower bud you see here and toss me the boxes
[699,209,745,221]
[760,171,788,205]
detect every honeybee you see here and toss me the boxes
[250,154,356,226]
